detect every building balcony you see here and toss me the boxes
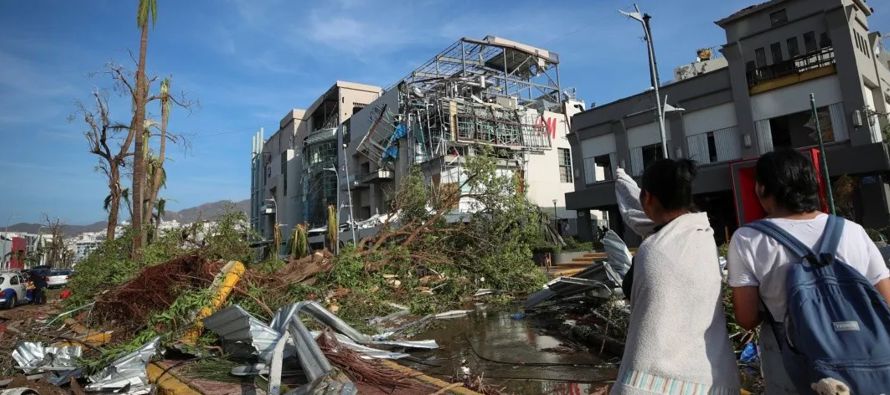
[747,47,836,94]
[359,169,394,185]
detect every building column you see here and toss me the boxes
[721,42,759,159]
[858,174,890,228]
[826,8,872,146]
[576,210,594,242]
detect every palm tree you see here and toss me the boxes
[144,78,170,231]
[130,0,157,258]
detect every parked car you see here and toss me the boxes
[46,270,72,289]
[0,272,28,308]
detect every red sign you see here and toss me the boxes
[537,117,557,139]
[730,148,829,225]
[8,237,26,270]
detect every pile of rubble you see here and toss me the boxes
[523,230,634,356]
[0,252,488,394]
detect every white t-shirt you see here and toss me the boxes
[727,213,890,321]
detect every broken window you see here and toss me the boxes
[641,143,665,172]
[584,154,613,185]
[558,148,573,183]
[768,106,835,149]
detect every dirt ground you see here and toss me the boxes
[0,289,69,376]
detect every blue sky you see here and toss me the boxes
[0,0,887,226]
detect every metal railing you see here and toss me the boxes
[747,46,835,88]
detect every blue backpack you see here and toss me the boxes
[744,215,890,394]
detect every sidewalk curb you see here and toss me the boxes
[147,362,202,395]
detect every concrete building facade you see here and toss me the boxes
[566,0,890,245]
[251,81,382,242]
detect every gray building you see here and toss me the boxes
[567,0,890,245]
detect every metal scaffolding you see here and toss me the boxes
[357,36,563,167]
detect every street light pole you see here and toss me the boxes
[810,93,836,215]
[341,141,357,246]
[621,4,668,158]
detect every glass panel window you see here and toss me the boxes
[819,32,832,49]
[755,48,767,67]
[787,37,800,58]
[770,42,783,63]
[558,148,573,183]
[769,9,788,26]
[707,132,718,163]
[803,31,817,53]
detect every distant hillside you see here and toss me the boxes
[6,199,250,236]
[162,199,250,224]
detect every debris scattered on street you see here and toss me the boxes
[84,336,160,394]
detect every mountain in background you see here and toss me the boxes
[5,199,250,236]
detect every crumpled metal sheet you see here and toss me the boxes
[12,342,82,374]
[0,388,39,395]
[602,230,633,278]
[85,336,159,393]
[310,332,410,359]
[524,288,557,309]
[203,304,283,361]
[574,261,623,288]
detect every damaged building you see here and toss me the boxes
[566,0,890,245]
[251,36,585,247]
[251,81,383,242]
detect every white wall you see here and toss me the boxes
[682,102,737,137]
[751,75,843,121]
[525,110,575,210]
[627,121,670,148]
[581,134,616,159]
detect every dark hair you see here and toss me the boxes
[641,158,698,211]
[755,149,820,213]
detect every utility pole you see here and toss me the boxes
[810,93,836,215]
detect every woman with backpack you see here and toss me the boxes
[611,159,740,394]
[727,149,890,393]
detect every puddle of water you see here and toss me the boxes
[403,307,616,394]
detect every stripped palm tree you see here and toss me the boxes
[144,78,170,233]
[130,0,158,258]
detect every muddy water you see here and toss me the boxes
[404,308,617,394]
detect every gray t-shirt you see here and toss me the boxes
[727,214,890,321]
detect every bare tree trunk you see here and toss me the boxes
[131,21,149,258]
[107,165,121,241]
